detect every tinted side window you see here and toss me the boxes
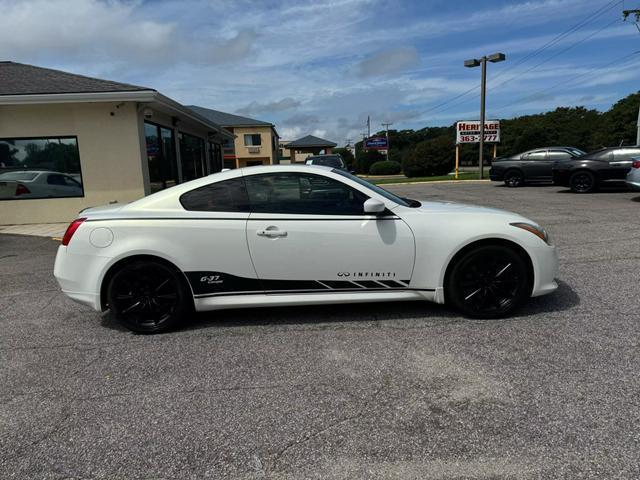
[549,151,572,160]
[245,172,368,215]
[525,151,547,161]
[180,177,249,212]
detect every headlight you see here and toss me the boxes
[510,222,550,244]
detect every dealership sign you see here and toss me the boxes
[363,136,389,150]
[456,121,500,144]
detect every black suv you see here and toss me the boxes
[553,146,640,193]
[304,154,347,170]
[489,147,585,187]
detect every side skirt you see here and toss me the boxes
[194,290,435,312]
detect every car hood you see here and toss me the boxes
[411,200,527,219]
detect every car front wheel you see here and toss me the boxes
[504,170,524,187]
[569,171,596,193]
[446,244,530,319]
[107,260,190,333]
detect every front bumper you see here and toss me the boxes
[529,243,559,297]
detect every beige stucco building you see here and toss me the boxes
[188,106,279,169]
[0,62,233,225]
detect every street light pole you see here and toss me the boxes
[479,57,487,179]
[464,52,505,180]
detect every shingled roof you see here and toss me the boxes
[187,105,273,127]
[287,134,337,148]
[0,61,152,96]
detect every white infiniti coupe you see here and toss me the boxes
[54,165,558,333]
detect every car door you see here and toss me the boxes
[547,150,575,181]
[523,150,551,180]
[177,176,259,297]
[244,171,416,293]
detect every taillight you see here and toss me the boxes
[15,183,31,195]
[61,218,87,246]
[632,160,640,169]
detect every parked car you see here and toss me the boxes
[305,154,347,170]
[553,146,640,193]
[0,170,83,199]
[625,157,640,191]
[489,147,585,187]
[54,165,558,333]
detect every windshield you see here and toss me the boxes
[0,171,38,181]
[569,148,586,157]
[332,169,420,207]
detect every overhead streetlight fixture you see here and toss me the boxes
[463,52,506,179]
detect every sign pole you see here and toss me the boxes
[455,144,460,180]
[492,144,497,162]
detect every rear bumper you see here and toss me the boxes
[54,246,110,311]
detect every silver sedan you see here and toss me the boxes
[626,157,640,191]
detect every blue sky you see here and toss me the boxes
[1,0,638,144]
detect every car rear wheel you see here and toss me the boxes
[107,260,190,333]
[504,170,524,188]
[569,171,596,193]
[446,244,530,319]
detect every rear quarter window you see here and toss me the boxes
[180,177,250,212]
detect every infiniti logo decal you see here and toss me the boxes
[337,272,396,278]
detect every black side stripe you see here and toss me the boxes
[185,271,430,298]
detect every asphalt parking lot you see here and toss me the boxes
[2,181,639,479]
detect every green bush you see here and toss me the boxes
[402,136,454,178]
[369,160,401,175]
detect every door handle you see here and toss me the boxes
[257,228,287,238]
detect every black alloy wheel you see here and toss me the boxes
[446,245,530,318]
[107,260,189,333]
[569,170,596,193]
[504,170,524,188]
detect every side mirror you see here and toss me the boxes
[364,198,386,214]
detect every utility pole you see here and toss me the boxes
[623,9,640,144]
[366,116,371,138]
[381,122,393,161]
[464,52,506,179]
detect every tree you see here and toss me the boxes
[402,135,455,177]
[333,147,355,169]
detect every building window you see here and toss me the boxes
[145,122,178,194]
[180,132,206,181]
[0,136,83,200]
[222,136,235,155]
[244,134,261,146]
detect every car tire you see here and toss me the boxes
[107,259,191,334]
[504,170,524,188]
[446,244,530,319]
[569,170,596,193]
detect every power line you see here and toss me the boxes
[426,13,625,119]
[490,0,623,84]
[488,16,621,92]
[420,0,623,118]
[488,50,640,116]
